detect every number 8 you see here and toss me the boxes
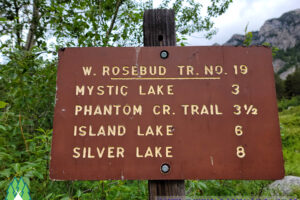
[237,146,246,158]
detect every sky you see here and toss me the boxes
[181,0,300,46]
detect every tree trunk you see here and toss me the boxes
[25,0,39,51]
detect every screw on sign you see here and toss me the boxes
[49,46,284,181]
[161,163,170,173]
[160,50,169,59]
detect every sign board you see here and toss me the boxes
[50,46,284,180]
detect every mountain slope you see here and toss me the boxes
[224,9,300,79]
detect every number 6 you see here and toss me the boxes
[235,125,243,136]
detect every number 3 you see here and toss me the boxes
[233,105,241,115]
[232,84,239,95]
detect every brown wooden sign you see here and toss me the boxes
[50,46,284,180]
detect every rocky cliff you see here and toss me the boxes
[224,9,300,79]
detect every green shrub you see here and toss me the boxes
[277,96,300,111]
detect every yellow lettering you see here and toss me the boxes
[73,147,80,158]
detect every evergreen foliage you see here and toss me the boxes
[284,68,300,98]
[274,73,285,99]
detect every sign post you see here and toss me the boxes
[49,9,284,200]
[143,9,185,200]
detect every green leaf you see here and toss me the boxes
[45,193,53,199]
[0,101,8,108]
[0,125,6,131]
[60,196,71,200]
[22,176,30,188]
[0,180,9,189]
[13,163,20,174]
[0,168,12,178]
[33,171,44,179]
[75,189,82,197]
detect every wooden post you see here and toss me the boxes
[143,9,185,200]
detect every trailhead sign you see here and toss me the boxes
[49,46,284,180]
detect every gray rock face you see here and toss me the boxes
[224,34,245,46]
[269,176,300,195]
[280,67,296,80]
[224,9,300,78]
[273,59,286,73]
[224,9,300,50]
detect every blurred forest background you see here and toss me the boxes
[0,0,299,199]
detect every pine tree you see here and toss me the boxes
[5,178,18,200]
[22,185,31,200]
[5,178,31,200]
